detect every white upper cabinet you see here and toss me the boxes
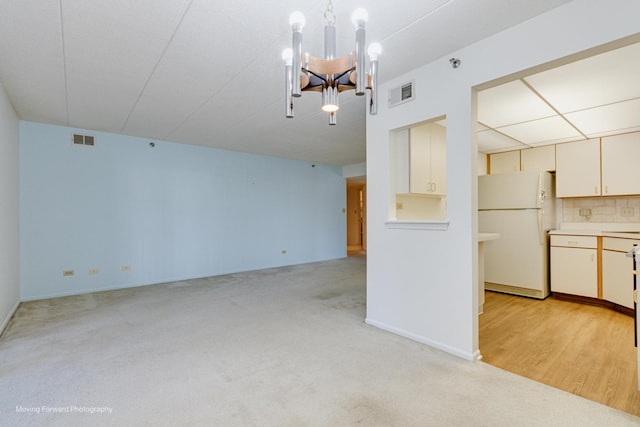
[489,150,520,174]
[409,123,446,195]
[521,145,556,172]
[601,132,640,196]
[555,139,601,197]
[393,129,411,194]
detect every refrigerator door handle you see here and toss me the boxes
[537,172,544,208]
[537,208,545,246]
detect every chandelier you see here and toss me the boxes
[282,1,381,125]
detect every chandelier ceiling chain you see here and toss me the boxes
[282,2,381,125]
[324,0,335,26]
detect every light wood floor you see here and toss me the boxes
[480,291,640,417]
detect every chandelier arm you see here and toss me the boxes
[304,70,329,83]
[332,69,353,82]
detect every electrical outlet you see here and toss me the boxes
[121,265,131,271]
[63,270,74,276]
[621,207,634,217]
[579,208,592,217]
[88,268,99,274]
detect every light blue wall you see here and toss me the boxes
[20,122,346,300]
[0,84,20,333]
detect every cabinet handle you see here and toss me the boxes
[568,240,578,245]
[605,185,608,194]
[432,182,436,192]
[595,186,598,194]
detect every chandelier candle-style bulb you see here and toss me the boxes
[367,43,381,115]
[283,2,379,124]
[289,11,305,97]
[282,48,294,118]
[352,8,368,95]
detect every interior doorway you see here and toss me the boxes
[346,178,366,257]
[475,37,640,416]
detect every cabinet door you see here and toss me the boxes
[550,246,598,297]
[393,129,410,193]
[601,132,640,196]
[521,145,555,172]
[409,126,430,194]
[489,151,520,174]
[555,139,601,197]
[409,123,447,196]
[602,250,635,309]
[430,123,447,195]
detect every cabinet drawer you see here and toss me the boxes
[550,235,597,249]
[602,237,640,252]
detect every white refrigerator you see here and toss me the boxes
[478,170,555,299]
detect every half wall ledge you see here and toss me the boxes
[384,220,450,231]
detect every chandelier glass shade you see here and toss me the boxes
[283,3,380,125]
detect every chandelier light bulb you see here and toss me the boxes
[351,8,368,27]
[321,104,339,113]
[367,42,382,60]
[289,11,306,30]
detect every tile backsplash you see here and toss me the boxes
[562,196,640,223]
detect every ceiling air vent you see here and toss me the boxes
[72,133,96,146]
[388,80,415,108]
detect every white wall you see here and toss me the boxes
[343,162,366,179]
[20,122,347,300]
[0,83,20,335]
[366,0,640,360]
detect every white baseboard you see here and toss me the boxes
[0,299,20,337]
[365,317,480,361]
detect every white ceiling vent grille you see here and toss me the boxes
[72,133,95,146]
[388,80,415,108]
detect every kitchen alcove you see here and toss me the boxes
[388,117,448,229]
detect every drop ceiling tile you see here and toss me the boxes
[123,0,295,138]
[477,128,524,153]
[478,80,556,128]
[564,98,640,137]
[0,0,67,123]
[62,0,192,130]
[525,42,640,113]
[497,115,582,145]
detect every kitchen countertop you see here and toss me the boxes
[549,229,640,239]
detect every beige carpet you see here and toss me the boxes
[1,257,638,426]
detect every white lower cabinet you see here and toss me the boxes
[550,235,598,298]
[602,237,639,310]
[602,250,634,309]
[551,234,638,309]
